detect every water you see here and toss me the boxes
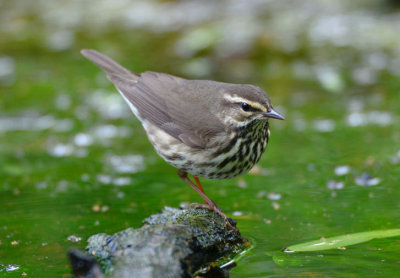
[1,0,400,277]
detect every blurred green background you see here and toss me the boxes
[1,0,400,277]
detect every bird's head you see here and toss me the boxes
[217,84,285,129]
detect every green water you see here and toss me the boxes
[1,1,400,277]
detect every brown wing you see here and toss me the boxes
[111,71,226,148]
[81,49,224,148]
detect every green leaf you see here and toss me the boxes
[285,229,400,252]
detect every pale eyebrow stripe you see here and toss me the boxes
[223,94,267,112]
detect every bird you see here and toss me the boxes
[81,49,285,232]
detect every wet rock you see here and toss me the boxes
[69,249,105,278]
[81,207,246,278]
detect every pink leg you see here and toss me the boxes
[177,170,238,232]
[193,176,205,194]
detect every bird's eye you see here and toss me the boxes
[241,102,250,112]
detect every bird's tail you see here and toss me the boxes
[80,49,139,81]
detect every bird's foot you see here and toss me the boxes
[189,203,239,233]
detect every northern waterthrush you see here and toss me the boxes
[81,49,285,231]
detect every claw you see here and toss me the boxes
[189,203,239,233]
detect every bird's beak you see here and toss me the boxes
[262,108,285,120]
